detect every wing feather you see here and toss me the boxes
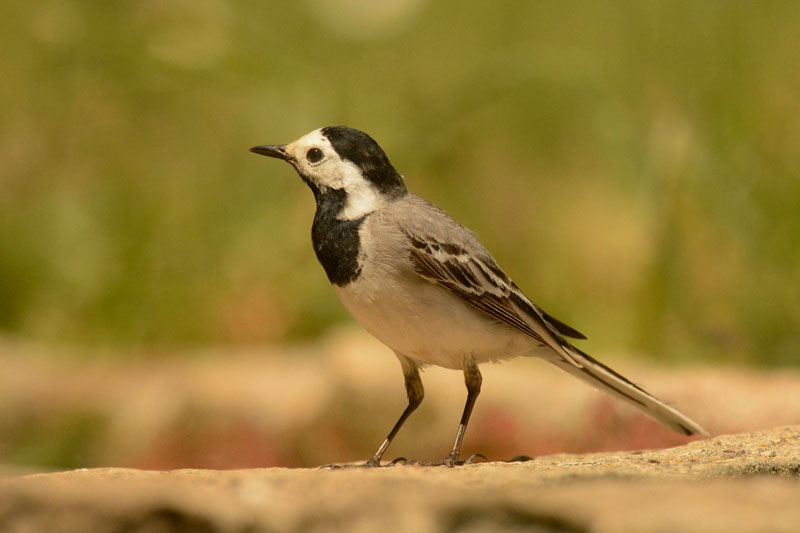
[406,232,586,363]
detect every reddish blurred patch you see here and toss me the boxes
[463,398,696,462]
[130,417,291,470]
[580,397,697,452]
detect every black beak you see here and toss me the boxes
[249,144,293,161]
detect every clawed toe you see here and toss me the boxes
[318,460,383,469]
[319,463,359,470]
[386,453,489,467]
[319,451,494,469]
[387,456,442,467]
[463,453,488,464]
[319,463,348,470]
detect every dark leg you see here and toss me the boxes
[444,359,482,467]
[364,357,424,467]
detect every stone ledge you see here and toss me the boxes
[1,425,798,532]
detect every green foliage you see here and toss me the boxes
[1,1,798,364]
[2,411,107,469]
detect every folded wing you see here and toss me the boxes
[404,232,586,367]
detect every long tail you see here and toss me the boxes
[548,346,708,436]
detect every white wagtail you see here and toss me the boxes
[250,126,707,467]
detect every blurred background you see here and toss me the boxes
[1,1,799,472]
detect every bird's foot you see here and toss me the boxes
[318,456,388,469]
[388,453,488,467]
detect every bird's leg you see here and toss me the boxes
[364,358,424,467]
[444,359,482,467]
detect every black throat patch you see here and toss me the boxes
[308,186,365,286]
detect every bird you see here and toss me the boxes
[250,126,707,467]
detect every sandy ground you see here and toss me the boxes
[1,425,799,532]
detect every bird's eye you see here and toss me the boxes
[307,148,324,163]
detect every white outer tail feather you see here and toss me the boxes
[550,347,708,436]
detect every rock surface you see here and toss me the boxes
[2,425,799,532]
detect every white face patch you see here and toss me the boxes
[285,128,386,220]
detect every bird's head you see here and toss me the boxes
[251,126,407,220]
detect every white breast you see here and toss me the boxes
[332,217,534,370]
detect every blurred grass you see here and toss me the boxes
[1,1,798,365]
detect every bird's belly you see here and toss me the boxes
[333,277,532,370]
